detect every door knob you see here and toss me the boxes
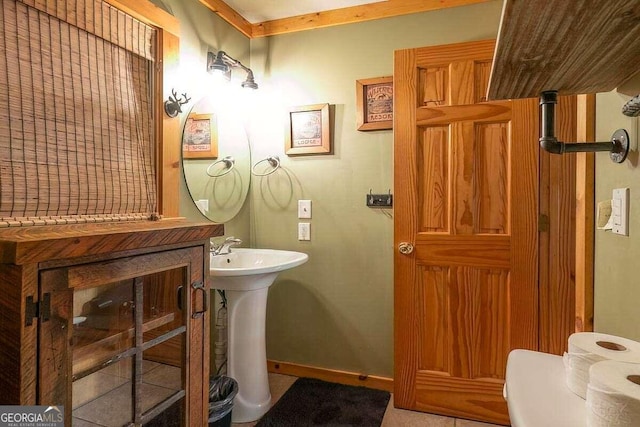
[398,242,414,255]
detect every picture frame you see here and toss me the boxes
[285,103,332,156]
[182,113,218,159]
[356,76,393,131]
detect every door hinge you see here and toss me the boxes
[539,214,550,233]
[25,293,51,326]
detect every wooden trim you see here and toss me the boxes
[267,360,393,393]
[575,94,596,332]
[253,0,491,37]
[158,32,181,218]
[103,0,180,36]
[198,0,253,38]
[199,0,491,38]
[538,96,577,354]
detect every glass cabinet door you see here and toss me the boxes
[38,247,207,427]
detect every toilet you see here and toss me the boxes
[504,349,586,426]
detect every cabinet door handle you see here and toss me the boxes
[191,281,208,319]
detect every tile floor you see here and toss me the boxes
[71,367,504,426]
[234,373,504,427]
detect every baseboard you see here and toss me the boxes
[267,359,394,393]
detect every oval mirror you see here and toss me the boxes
[182,94,251,223]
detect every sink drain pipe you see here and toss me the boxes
[214,290,228,375]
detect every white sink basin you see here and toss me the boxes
[209,248,308,422]
[210,248,308,291]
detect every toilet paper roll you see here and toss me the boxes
[586,361,640,427]
[564,333,640,399]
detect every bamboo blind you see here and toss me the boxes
[0,0,158,227]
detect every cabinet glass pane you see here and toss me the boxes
[143,269,186,342]
[72,280,135,377]
[70,266,188,426]
[72,358,134,426]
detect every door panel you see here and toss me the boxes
[394,40,538,425]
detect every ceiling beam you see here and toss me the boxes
[199,0,492,39]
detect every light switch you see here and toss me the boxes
[612,188,629,236]
[298,200,312,219]
[298,222,311,241]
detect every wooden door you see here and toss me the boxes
[393,39,539,424]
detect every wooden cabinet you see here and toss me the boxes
[0,219,222,426]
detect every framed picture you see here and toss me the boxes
[356,76,393,131]
[182,113,218,159]
[285,103,332,155]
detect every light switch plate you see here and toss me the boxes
[298,222,311,241]
[612,188,629,236]
[298,200,312,219]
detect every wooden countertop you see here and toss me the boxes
[0,218,223,265]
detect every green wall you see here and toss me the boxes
[594,91,640,341]
[248,1,503,377]
[157,0,640,381]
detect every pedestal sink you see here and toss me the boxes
[210,248,308,423]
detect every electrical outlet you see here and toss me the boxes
[298,223,311,241]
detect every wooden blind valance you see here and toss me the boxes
[0,0,158,227]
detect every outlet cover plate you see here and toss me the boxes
[298,222,311,241]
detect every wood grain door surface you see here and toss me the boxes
[393,39,539,425]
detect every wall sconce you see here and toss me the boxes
[207,51,258,89]
[164,89,191,118]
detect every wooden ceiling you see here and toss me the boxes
[199,0,492,38]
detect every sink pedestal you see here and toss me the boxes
[209,249,309,423]
[225,284,274,422]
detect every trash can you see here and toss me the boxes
[208,375,238,427]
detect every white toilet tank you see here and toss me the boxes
[505,349,586,427]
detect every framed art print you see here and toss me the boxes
[356,76,393,131]
[285,103,331,156]
[182,113,218,159]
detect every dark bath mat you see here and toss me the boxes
[255,377,390,427]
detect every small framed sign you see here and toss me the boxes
[285,103,331,156]
[356,76,393,131]
[182,113,218,159]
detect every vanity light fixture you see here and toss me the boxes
[207,51,258,89]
